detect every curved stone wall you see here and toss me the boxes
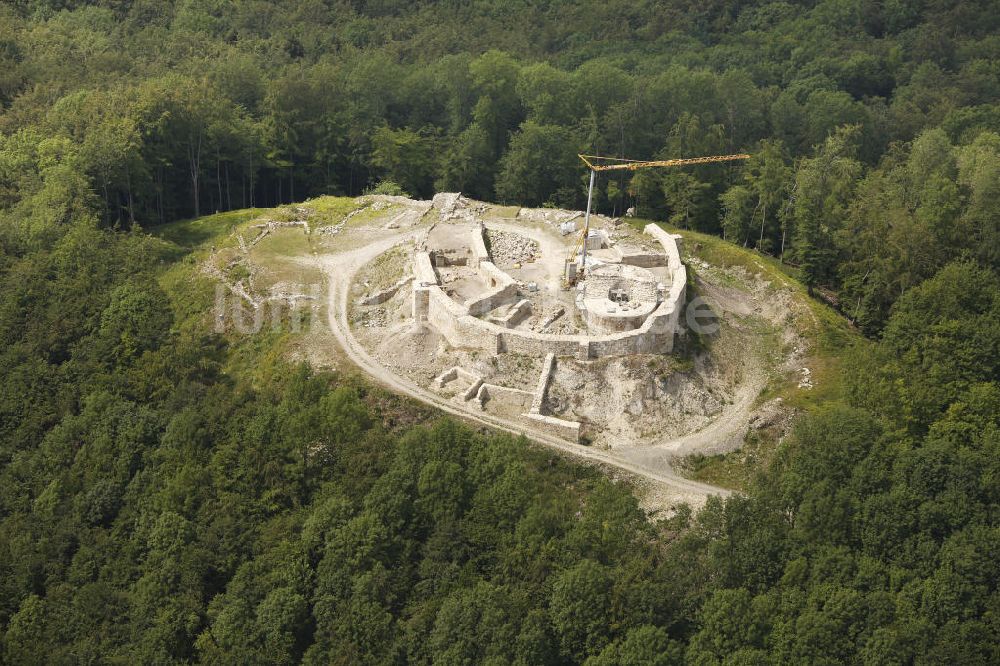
[582,263,661,334]
[411,223,686,359]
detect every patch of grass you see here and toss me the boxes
[251,227,313,259]
[158,256,219,335]
[354,203,403,227]
[152,208,262,250]
[675,270,718,359]
[680,429,778,490]
[358,246,406,293]
[246,223,324,295]
[225,261,251,284]
[159,245,310,391]
[630,218,795,286]
[224,327,297,390]
[489,205,521,219]
[643,354,691,381]
[303,196,362,226]
[153,202,334,389]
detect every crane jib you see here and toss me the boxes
[567,152,752,286]
[578,154,752,171]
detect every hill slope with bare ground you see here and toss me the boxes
[156,194,859,511]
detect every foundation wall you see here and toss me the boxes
[434,366,481,387]
[530,353,556,413]
[479,260,512,287]
[412,286,430,321]
[414,252,437,285]
[465,281,518,316]
[433,251,469,267]
[425,281,683,357]
[470,224,490,266]
[360,276,413,306]
[496,299,532,328]
[462,377,484,401]
[617,248,667,268]
[500,331,587,357]
[585,309,649,335]
[465,260,518,316]
[585,272,659,303]
[588,329,645,356]
[523,413,581,441]
[433,367,458,387]
[427,287,483,348]
[416,225,686,358]
[645,224,683,271]
[479,384,534,411]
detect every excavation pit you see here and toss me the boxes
[581,263,662,334]
[353,193,695,445]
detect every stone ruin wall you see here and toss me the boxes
[584,269,659,304]
[618,250,666,269]
[412,223,687,359]
[464,260,519,316]
[524,412,582,440]
[584,308,649,335]
[414,251,437,285]
[469,222,490,266]
[477,383,534,412]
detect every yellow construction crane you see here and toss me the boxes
[578,153,752,172]
[567,152,751,284]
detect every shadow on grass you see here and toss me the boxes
[151,208,262,251]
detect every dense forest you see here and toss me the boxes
[1,0,998,663]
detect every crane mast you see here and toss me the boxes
[571,152,751,284]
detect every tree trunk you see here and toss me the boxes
[758,202,767,249]
[102,180,110,226]
[225,161,232,211]
[156,166,164,225]
[189,134,202,219]
[216,152,223,214]
[249,151,255,208]
[125,162,135,227]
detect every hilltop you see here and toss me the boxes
[155,193,859,509]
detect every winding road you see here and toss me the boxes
[314,226,738,508]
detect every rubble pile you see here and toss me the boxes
[248,219,310,246]
[432,192,488,222]
[487,229,538,266]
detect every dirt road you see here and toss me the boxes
[315,228,736,509]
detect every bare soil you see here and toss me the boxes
[202,193,829,513]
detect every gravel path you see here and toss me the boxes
[314,228,736,510]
